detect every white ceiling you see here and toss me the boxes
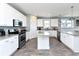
[9,3,79,17]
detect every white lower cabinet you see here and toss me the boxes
[37,35,50,49]
[0,35,18,56]
[61,33,73,50]
[61,33,79,52]
[65,34,73,49]
[61,33,67,45]
[73,37,79,52]
[0,40,10,56]
[49,30,57,37]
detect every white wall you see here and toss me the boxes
[30,16,37,39]
[0,3,27,26]
[26,16,37,40]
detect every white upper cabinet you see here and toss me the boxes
[51,19,58,27]
[0,3,27,26]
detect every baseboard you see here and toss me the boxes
[26,39,30,43]
[28,37,37,40]
[10,49,18,56]
[60,41,74,53]
[50,36,57,39]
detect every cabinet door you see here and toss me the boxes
[0,39,10,56]
[0,35,18,56]
[61,33,66,44]
[37,36,50,49]
[52,31,57,37]
[0,4,26,26]
[9,36,18,55]
[0,4,6,26]
[50,31,57,37]
[61,33,73,50]
[21,16,27,27]
[0,4,13,26]
[10,36,18,50]
[65,34,73,49]
[74,37,79,52]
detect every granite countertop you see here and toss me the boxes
[0,34,18,41]
[61,30,79,36]
[37,31,50,36]
[37,27,58,31]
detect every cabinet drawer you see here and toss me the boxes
[0,39,9,46]
[0,35,18,56]
[61,33,68,45]
[0,40,10,56]
[49,31,57,37]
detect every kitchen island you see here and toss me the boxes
[61,30,79,52]
[37,30,50,50]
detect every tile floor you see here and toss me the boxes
[12,37,79,56]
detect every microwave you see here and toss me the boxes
[75,19,79,26]
[13,19,22,27]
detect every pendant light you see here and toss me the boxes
[70,6,75,20]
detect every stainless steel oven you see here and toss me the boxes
[18,29,26,49]
[75,18,79,26]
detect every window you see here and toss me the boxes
[44,20,50,28]
[37,19,43,27]
[61,18,74,28]
[37,19,51,28]
[61,19,67,28]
